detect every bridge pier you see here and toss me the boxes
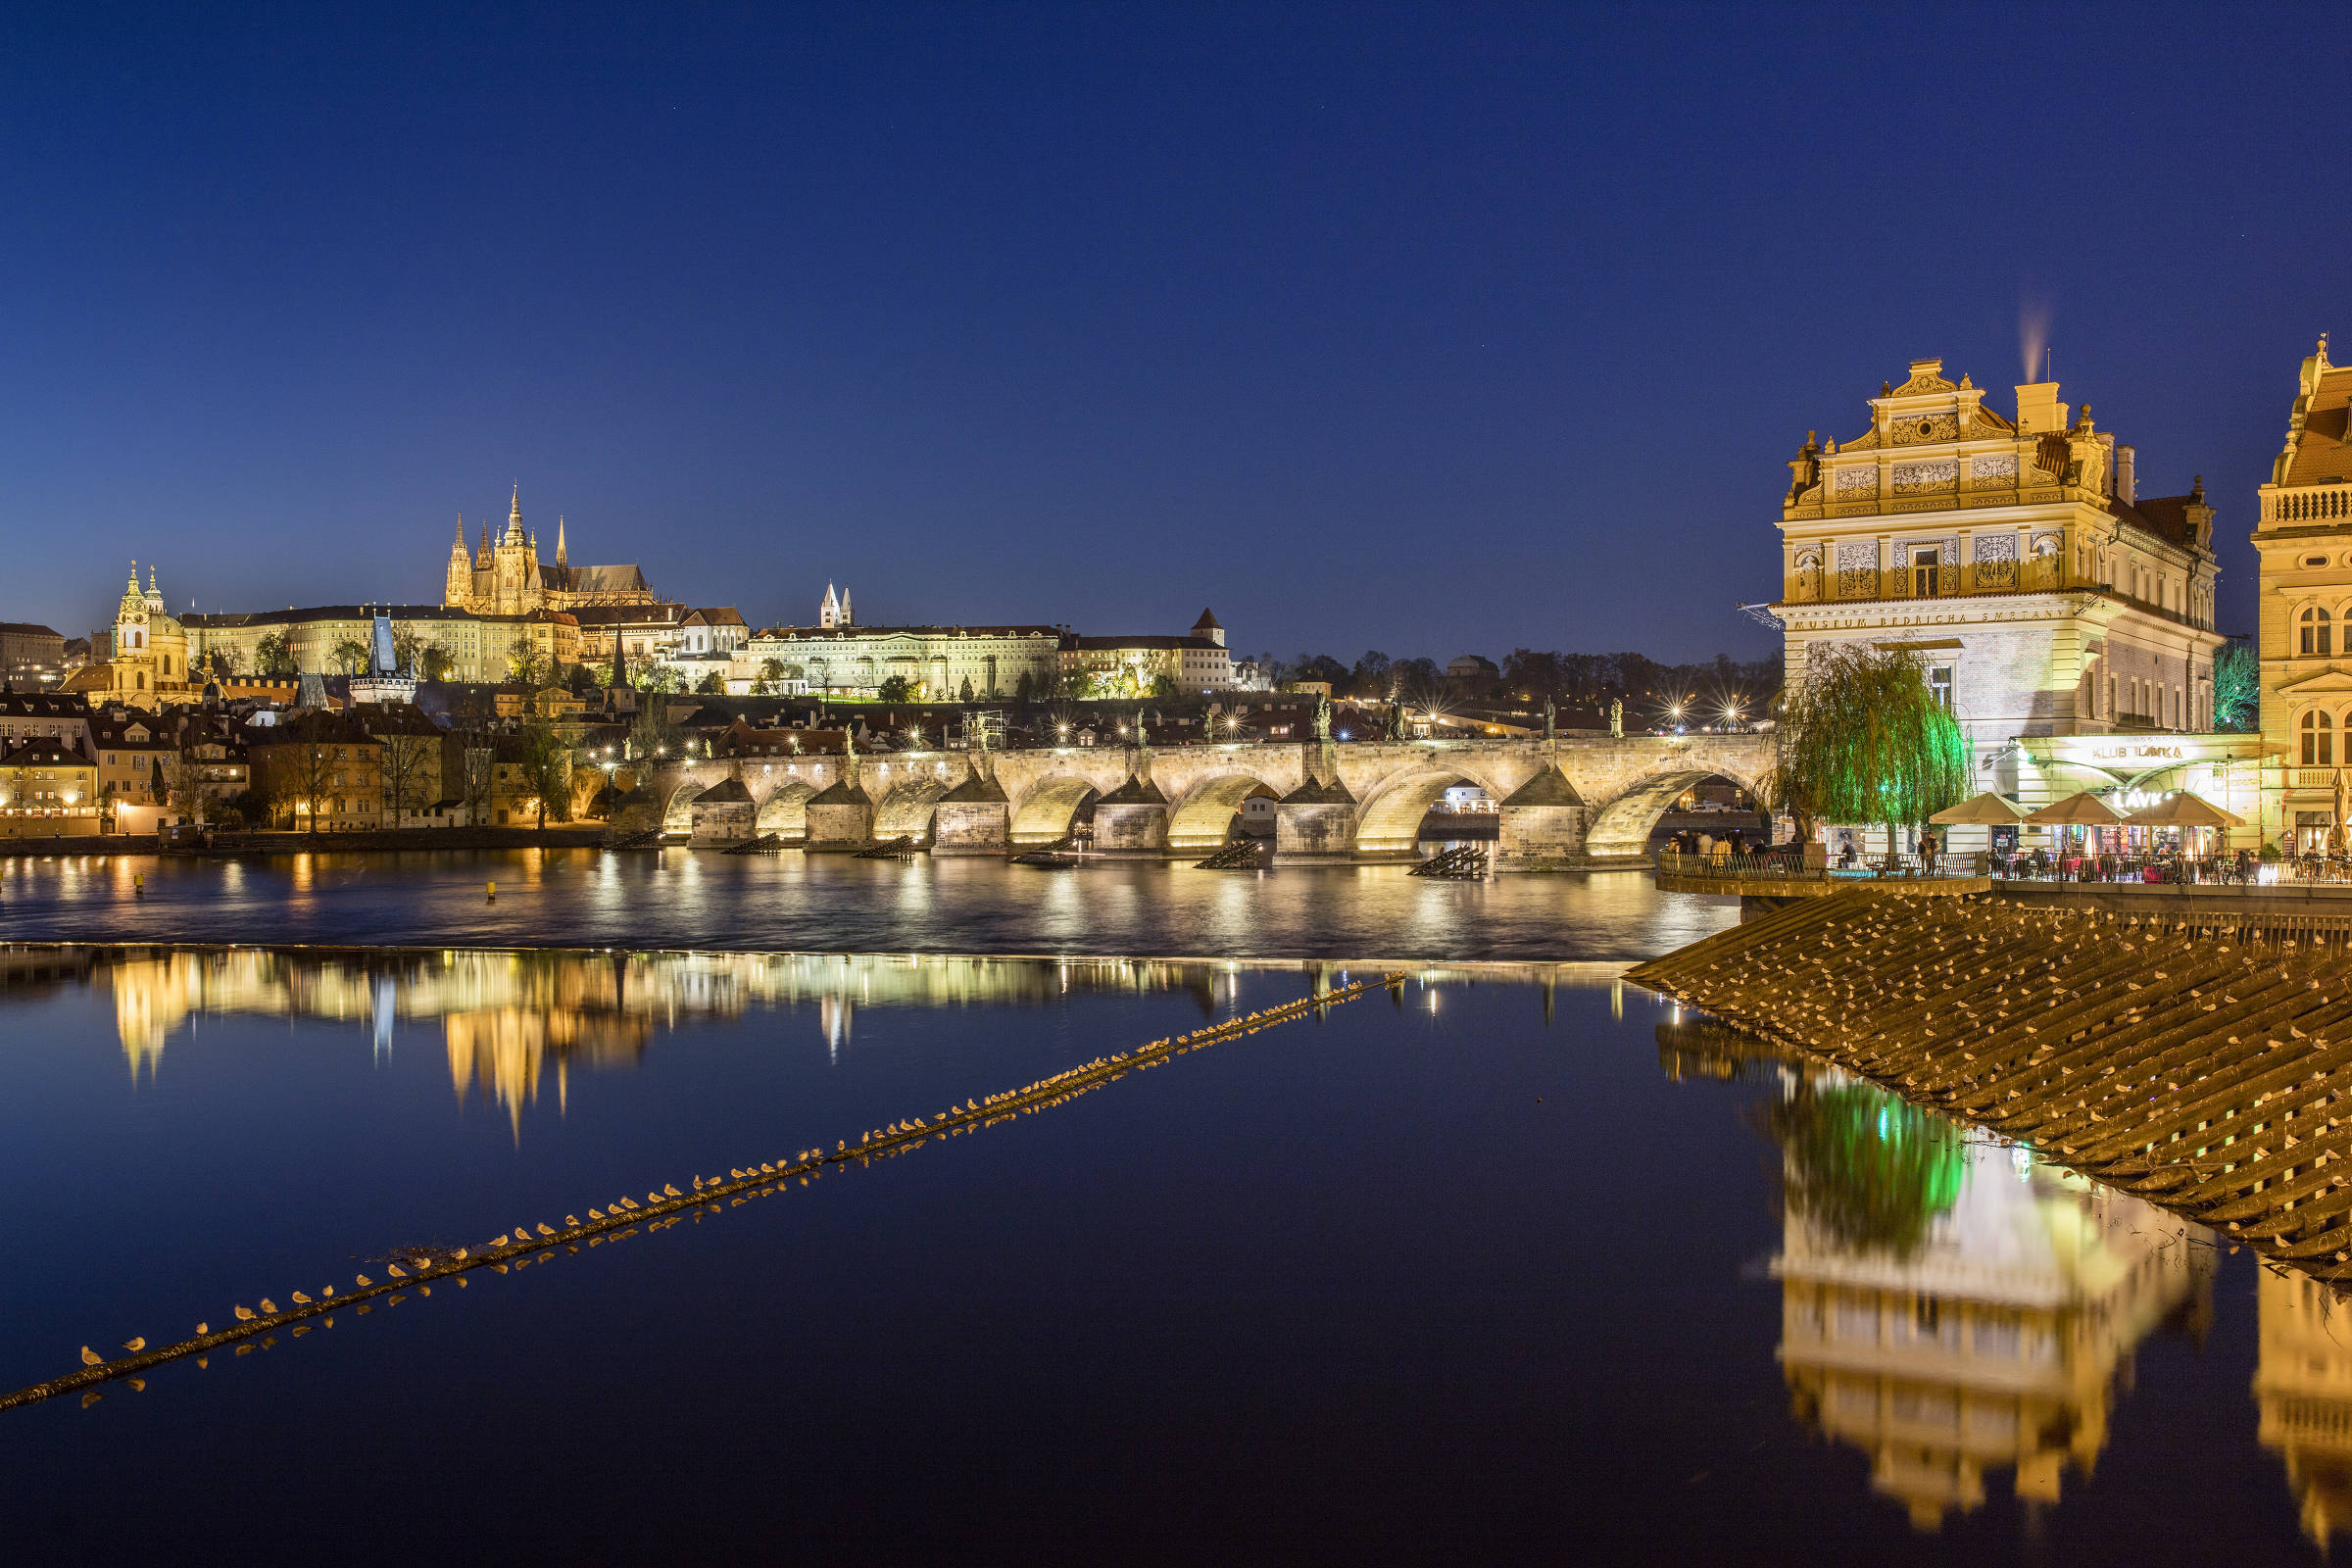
[1093,760,1170,858]
[932,768,1010,855]
[804,771,873,852]
[1494,763,1588,870]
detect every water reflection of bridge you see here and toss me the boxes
[1658,1019,2213,1531]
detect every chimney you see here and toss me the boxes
[2015,382,2069,436]
[2114,444,2135,506]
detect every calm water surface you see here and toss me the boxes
[0,849,1727,960]
[0,943,2329,1564]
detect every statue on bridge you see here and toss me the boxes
[1314,694,1332,743]
[1543,698,1555,746]
[1609,698,1622,739]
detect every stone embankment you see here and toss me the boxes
[1629,891,2352,1285]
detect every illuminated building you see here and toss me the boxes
[443,486,659,616]
[2254,335,2352,852]
[0,735,98,836]
[1774,358,2231,841]
[102,564,197,711]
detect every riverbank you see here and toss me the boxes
[0,825,612,858]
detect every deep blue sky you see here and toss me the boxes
[1,4,2340,663]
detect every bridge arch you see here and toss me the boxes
[875,778,949,841]
[756,780,814,839]
[1009,775,1101,846]
[1166,771,1283,851]
[1582,766,1770,858]
[661,781,705,833]
[1353,765,1507,855]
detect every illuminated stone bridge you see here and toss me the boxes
[619,732,1775,869]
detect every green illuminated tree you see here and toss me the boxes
[1761,1078,1966,1259]
[1772,643,1969,855]
[328,637,369,676]
[253,631,296,677]
[877,674,913,704]
[2213,639,2259,732]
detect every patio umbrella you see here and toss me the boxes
[2123,793,2243,829]
[2022,791,2125,825]
[1930,792,2028,825]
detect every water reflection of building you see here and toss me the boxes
[1768,1080,2209,1530]
[2255,1270,2352,1545]
[15,947,1325,1123]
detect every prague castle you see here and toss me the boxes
[443,487,658,615]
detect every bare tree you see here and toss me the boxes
[460,736,497,826]
[514,720,571,827]
[378,729,439,827]
[281,739,336,832]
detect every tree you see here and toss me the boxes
[958,675,975,704]
[418,643,455,683]
[695,670,726,695]
[755,658,788,697]
[254,631,296,677]
[877,674,913,704]
[2214,639,2258,732]
[514,720,571,826]
[458,734,498,825]
[507,645,549,687]
[328,637,369,676]
[1760,1076,1965,1259]
[1291,653,1348,688]
[628,694,679,760]
[202,648,237,682]
[283,738,336,832]
[640,664,682,695]
[377,729,439,827]
[1349,651,1392,699]
[1013,671,1037,704]
[1772,643,1969,857]
[1150,673,1178,700]
[390,625,426,674]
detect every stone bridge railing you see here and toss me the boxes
[612,731,1777,870]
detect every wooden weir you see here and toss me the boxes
[1627,891,2352,1283]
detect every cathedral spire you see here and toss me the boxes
[556,514,566,567]
[503,485,524,546]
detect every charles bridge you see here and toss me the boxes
[610,731,1776,868]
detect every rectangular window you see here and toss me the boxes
[1928,666,1954,712]
[1912,548,1940,598]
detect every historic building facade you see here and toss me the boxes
[1774,358,2231,832]
[184,603,580,686]
[740,620,1065,700]
[1061,611,1234,696]
[443,488,659,616]
[104,564,198,711]
[2254,336,2352,852]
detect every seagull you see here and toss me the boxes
[412,1256,432,1269]
[564,1216,579,1228]
[258,1298,277,1314]
[589,1208,605,1220]
[195,1322,209,1336]
[80,1347,102,1366]
[321,1285,335,1297]
[387,1264,407,1278]
[451,1250,466,1263]
[291,1293,312,1305]
[234,1305,255,1322]
[121,1337,145,1352]
[537,1222,555,1237]
[489,1235,509,1249]
[662,1184,681,1199]
[354,1275,371,1289]
[648,1192,663,1203]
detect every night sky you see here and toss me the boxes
[1,4,2339,663]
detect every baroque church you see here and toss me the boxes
[444,487,660,615]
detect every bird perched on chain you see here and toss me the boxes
[291,1293,312,1306]
[588,1208,604,1220]
[488,1235,509,1249]
[412,1256,431,1270]
[564,1216,579,1228]
[80,1346,103,1366]
[121,1337,145,1352]
[233,1305,255,1322]
[386,1263,406,1279]
[194,1322,208,1336]
[258,1298,277,1314]
[536,1222,556,1237]
[354,1274,371,1289]
[449,1250,466,1264]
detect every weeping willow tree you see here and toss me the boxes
[1773,643,1970,855]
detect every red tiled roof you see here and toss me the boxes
[2286,368,2352,487]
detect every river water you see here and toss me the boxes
[0,859,2329,1563]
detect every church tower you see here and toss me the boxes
[445,516,473,609]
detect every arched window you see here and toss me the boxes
[2303,605,2334,657]
[2305,710,2335,766]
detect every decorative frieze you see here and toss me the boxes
[1833,466,1879,493]
[1891,459,1959,494]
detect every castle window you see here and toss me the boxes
[2305,710,2335,767]
[2303,606,2334,657]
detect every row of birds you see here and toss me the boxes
[74,987,1378,1377]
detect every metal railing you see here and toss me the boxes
[1657,850,1981,883]
[1993,854,2257,886]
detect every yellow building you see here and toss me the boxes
[2255,1269,2352,1545]
[443,487,658,616]
[2254,334,2352,852]
[104,564,197,711]
[1775,359,2227,842]
[0,736,99,837]
[184,603,580,686]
